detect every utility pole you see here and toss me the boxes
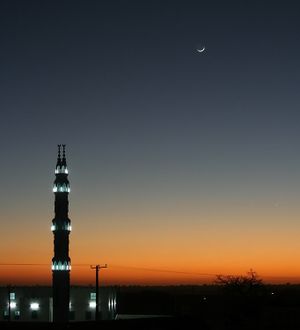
[7,285,11,322]
[90,264,107,321]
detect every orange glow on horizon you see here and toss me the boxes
[1,263,300,286]
[2,199,300,286]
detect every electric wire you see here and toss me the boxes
[0,263,299,280]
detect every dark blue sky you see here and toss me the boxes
[1,0,300,283]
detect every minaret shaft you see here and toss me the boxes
[52,145,71,323]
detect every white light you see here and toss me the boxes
[30,303,39,311]
[9,302,16,309]
[62,167,68,174]
[89,301,96,308]
[52,261,71,271]
[65,224,72,231]
[55,167,68,174]
[51,225,56,231]
[53,184,70,193]
[109,297,116,310]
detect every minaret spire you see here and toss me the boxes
[51,144,71,323]
[56,144,61,169]
[62,144,66,167]
[58,144,61,158]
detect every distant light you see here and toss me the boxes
[9,302,16,309]
[51,225,56,231]
[203,297,207,301]
[271,292,275,295]
[89,301,96,308]
[30,303,39,311]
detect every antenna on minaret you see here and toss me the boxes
[62,144,66,167]
[62,144,66,158]
[56,145,62,169]
[58,144,61,159]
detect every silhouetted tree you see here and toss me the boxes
[216,269,264,296]
[215,270,267,327]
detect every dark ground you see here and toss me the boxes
[1,314,300,330]
[2,284,300,329]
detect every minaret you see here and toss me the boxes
[51,144,71,322]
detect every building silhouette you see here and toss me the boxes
[0,286,116,321]
[0,146,117,322]
[51,144,71,322]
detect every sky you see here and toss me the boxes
[1,0,300,285]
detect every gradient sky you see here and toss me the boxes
[1,0,300,285]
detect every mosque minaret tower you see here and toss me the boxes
[51,144,71,322]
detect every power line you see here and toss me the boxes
[0,263,300,280]
[0,263,216,276]
[0,263,48,266]
[109,264,217,277]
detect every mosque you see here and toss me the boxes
[0,145,116,322]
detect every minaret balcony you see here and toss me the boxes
[51,223,72,232]
[52,261,71,271]
[53,184,70,193]
[55,166,69,174]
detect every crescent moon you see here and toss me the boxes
[197,47,205,53]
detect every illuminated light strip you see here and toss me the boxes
[53,185,70,193]
[55,167,69,174]
[51,224,72,231]
[52,261,71,271]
